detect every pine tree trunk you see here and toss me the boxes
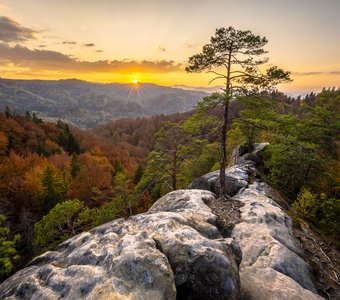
[219,50,232,199]
[219,97,229,198]
[172,152,177,190]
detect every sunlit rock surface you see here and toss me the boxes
[186,144,323,299]
[188,163,251,197]
[233,181,323,300]
[0,190,240,300]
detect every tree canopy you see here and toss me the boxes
[186,27,291,197]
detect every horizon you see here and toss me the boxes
[0,76,320,98]
[0,0,339,95]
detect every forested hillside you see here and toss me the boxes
[0,108,197,280]
[0,78,207,128]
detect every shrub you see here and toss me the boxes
[292,187,319,222]
[292,188,340,237]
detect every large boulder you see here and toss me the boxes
[188,163,252,196]
[0,190,241,300]
[229,165,323,299]
[231,142,269,166]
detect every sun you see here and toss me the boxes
[132,79,138,84]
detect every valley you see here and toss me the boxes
[0,78,208,128]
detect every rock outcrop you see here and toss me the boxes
[188,147,323,299]
[233,180,322,300]
[0,190,240,300]
[188,164,249,197]
[231,142,270,166]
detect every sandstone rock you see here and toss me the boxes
[1,230,176,300]
[0,190,240,300]
[188,163,252,196]
[187,161,323,299]
[232,180,323,300]
[232,142,269,166]
[241,267,323,300]
[123,190,241,299]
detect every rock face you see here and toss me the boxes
[189,152,322,299]
[231,142,270,166]
[0,190,240,300]
[188,164,250,197]
[232,180,322,300]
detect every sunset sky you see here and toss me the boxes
[0,0,339,94]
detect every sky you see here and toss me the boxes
[0,0,339,94]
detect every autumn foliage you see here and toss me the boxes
[0,110,182,277]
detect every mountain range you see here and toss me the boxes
[0,78,208,128]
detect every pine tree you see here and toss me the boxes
[40,166,67,213]
[4,106,12,119]
[0,215,21,280]
[57,120,80,154]
[70,153,81,178]
[186,27,291,198]
[33,199,95,253]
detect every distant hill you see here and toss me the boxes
[173,84,223,93]
[0,78,208,128]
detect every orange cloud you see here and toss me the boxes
[0,43,183,74]
[292,71,340,76]
[82,43,95,47]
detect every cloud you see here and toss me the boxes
[83,43,95,47]
[38,44,47,48]
[0,16,37,42]
[95,49,104,52]
[0,43,183,74]
[62,41,77,45]
[293,71,340,76]
[157,46,166,52]
[184,42,195,48]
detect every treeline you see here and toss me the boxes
[91,111,193,158]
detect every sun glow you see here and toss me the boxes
[132,79,138,84]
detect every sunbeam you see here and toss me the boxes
[126,80,145,116]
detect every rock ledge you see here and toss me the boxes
[0,190,240,300]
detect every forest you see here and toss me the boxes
[0,87,339,282]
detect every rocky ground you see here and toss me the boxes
[204,188,340,300]
[204,190,340,300]
[193,163,323,300]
